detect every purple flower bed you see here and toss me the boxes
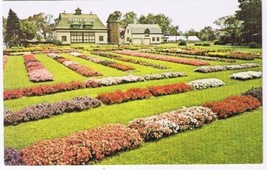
[4,96,102,126]
[4,148,24,165]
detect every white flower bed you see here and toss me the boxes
[63,61,78,66]
[194,63,259,73]
[47,53,60,58]
[69,52,82,56]
[84,72,185,86]
[128,106,217,141]
[188,78,225,90]
[230,71,262,80]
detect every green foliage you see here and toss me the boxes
[4,9,22,47]
[20,20,37,40]
[236,0,262,43]
[120,11,137,27]
[198,26,216,41]
[249,42,258,48]
[178,40,187,46]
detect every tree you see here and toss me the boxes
[199,26,216,41]
[214,15,242,44]
[120,11,137,27]
[20,20,37,40]
[4,9,22,47]
[236,0,262,43]
[138,13,172,35]
[184,29,199,37]
[28,13,53,40]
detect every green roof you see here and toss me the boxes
[54,12,107,30]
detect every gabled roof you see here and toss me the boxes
[127,24,162,34]
[54,10,107,30]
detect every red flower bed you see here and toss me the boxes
[107,63,135,71]
[97,88,152,105]
[115,51,209,66]
[149,83,192,96]
[4,89,24,100]
[21,124,143,165]
[203,95,261,119]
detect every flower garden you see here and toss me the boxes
[3,44,263,165]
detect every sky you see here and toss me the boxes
[2,0,240,32]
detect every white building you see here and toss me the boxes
[123,24,162,45]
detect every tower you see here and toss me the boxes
[106,11,121,44]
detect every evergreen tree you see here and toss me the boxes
[4,9,22,47]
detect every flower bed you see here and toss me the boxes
[70,52,135,71]
[115,50,209,66]
[194,63,260,73]
[4,96,101,126]
[4,148,23,165]
[48,53,102,77]
[21,124,143,165]
[230,71,262,80]
[188,78,225,90]
[24,54,54,82]
[242,87,262,104]
[203,95,261,119]
[97,82,193,105]
[92,51,170,69]
[3,72,186,100]
[128,106,217,141]
[97,88,152,105]
[149,83,192,96]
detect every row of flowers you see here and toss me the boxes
[115,50,210,66]
[139,49,236,63]
[207,51,257,60]
[92,51,170,69]
[230,71,262,80]
[194,63,260,73]
[24,54,54,82]
[70,52,135,71]
[97,83,192,105]
[47,53,102,77]
[4,72,185,100]
[4,87,262,165]
[97,78,224,105]
[4,96,101,126]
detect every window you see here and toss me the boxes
[157,37,160,41]
[83,33,95,43]
[83,25,93,29]
[152,37,155,42]
[99,36,104,42]
[70,32,95,43]
[127,37,130,42]
[127,29,129,33]
[62,36,67,42]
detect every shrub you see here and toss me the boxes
[249,42,258,48]
[203,95,261,119]
[4,148,24,165]
[4,96,102,126]
[21,124,143,165]
[188,78,225,90]
[149,83,192,96]
[129,106,217,141]
[179,40,187,46]
[242,87,262,104]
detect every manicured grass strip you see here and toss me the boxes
[4,96,101,126]
[92,51,170,69]
[70,52,135,71]
[23,54,54,82]
[115,50,210,66]
[47,53,102,77]
[4,72,185,100]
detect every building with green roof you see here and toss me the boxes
[52,8,108,44]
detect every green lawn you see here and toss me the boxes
[3,45,263,164]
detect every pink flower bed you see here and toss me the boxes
[47,53,102,77]
[115,51,209,66]
[23,54,54,82]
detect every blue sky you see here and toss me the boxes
[3,0,240,32]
